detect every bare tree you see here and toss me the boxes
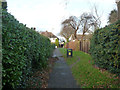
[60,24,74,42]
[94,6,101,29]
[80,12,98,41]
[90,5,102,29]
[62,16,82,39]
[62,12,100,40]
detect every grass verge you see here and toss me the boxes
[59,48,120,88]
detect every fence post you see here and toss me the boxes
[86,40,88,53]
[82,40,84,52]
[84,40,85,52]
[80,41,81,51]
[84,40,86,53]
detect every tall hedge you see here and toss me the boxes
[89,20,120,76]
[2,9,53,88]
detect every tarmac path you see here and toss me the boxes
[48,48,80,88]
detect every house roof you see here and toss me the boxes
[40,31,58,38]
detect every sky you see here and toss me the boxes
[7,0,117,36]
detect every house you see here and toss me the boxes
[40,31,58,43]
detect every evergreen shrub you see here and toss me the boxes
[90,20,120,76]
[2,9,54,88]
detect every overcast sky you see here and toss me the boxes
[7,0,117,36]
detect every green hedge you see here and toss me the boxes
[89,20,120,76]
[2,9,54,88]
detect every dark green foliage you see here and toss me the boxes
[89,20,120,76]
[2,10,54,89]
[51,43,55,50]
[2,1,7,10]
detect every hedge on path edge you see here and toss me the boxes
[90,20,120,76]
[2,8,54,88]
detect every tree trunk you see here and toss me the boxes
[74,30,77,39]
[117,1,120,20]
[66,38,69,42]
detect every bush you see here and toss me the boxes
[2,9,54,89]
[89,20,120,76]
[55,38,59,47]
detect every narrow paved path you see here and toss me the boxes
[48,48,80,88]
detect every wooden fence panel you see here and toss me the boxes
[79,40,90,53]
[64,40,90,53]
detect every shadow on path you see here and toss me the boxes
[48,48,80,88]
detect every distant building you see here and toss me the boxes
[40,31,58,43]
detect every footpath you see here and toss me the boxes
[47,48,80,88]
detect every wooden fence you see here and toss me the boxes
[79,40,90,53]
[65,40,90,53]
